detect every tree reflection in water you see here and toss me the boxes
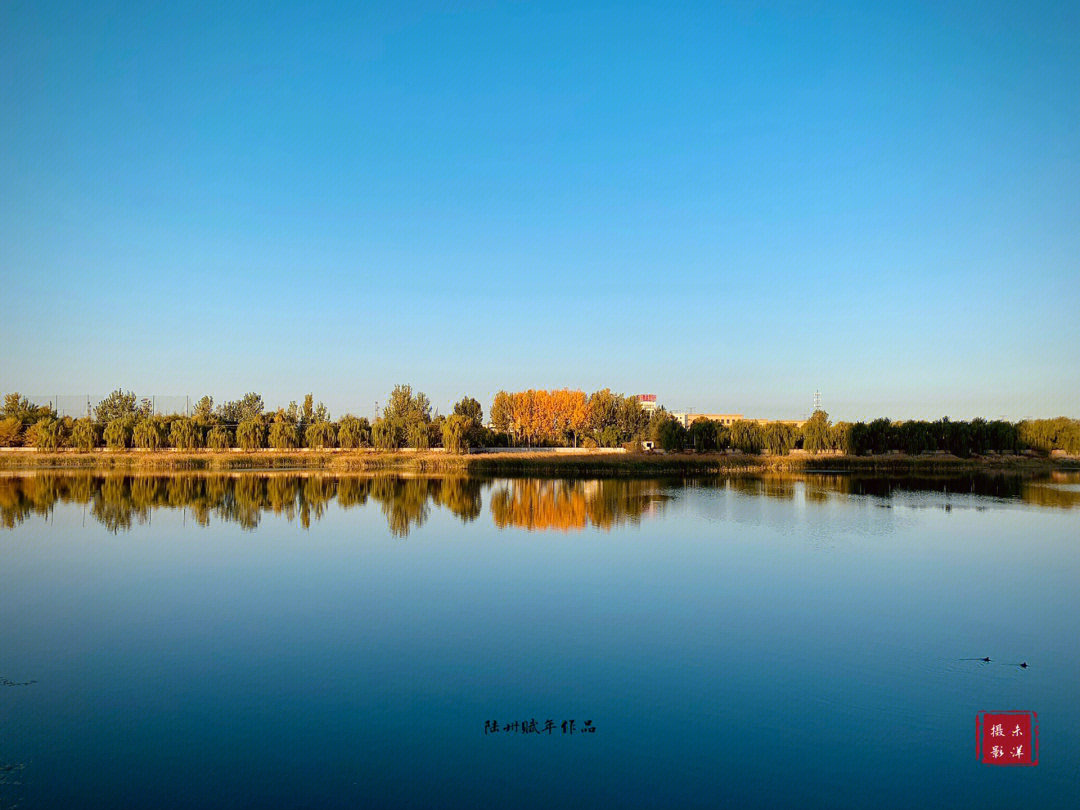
[489,479,669,532]
[0,471,1076,535]
[0,473,487,537]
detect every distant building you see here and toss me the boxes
[636,394,659,415]
[639,394,804,429]
[670,412,744,428]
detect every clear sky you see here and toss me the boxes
[2,1,1077,421]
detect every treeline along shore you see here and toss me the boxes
[1,386,1078,474]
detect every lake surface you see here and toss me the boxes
[2,472,1078,809]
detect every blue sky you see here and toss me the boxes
[2,1,1077,421]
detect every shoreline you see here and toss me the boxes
[0,449,1076,477]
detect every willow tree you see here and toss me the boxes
[71,418,99,452]
[729,420,763,454]
[830,422,854,453]
[104,418,133,450]
[33,417,64,451]
[763,422,797,455]
[442,414,471,454]
[338,415,371,449]
[236,419,265,450]
[269,414,299,450]
[206,426,231,450]
[453,396,487,447]
[800,410,831,453]
[372,418,397,450]
[407,421,430,450]
[305,421,337,449]
[133,419,164,450]
[170,417,200,450]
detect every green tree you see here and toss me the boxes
[987,420,1019,454]
[594,425,616,447]
[95,389,138,423]
[104,418,133,450]
[305,421,337,449]
[269,413,299,450]
[896,420,933,455]
[1,393,31,422]
[236,419,265,450]
[372,418,397,450]
[829,422,853,453]
[453,396,483,423]
[800,410,831,453]
[687,418,717,451]
[407,421,430,450]
[71,418,99,451]
[655,416,687,451]
[3,393,56,427]
[729,420,763,454]
[848,422,871,455]
[170,417,200,450]
[587,389,619,442]
[192,395,216,425]
[490,391,512,433]
[763,422,797,455]
[385,384,431,423]
[866,418,893,454]
[216,393,264,424]
[133,419,165,450]
[429,413,446,448]
[442,414,471,454]
[338,415,371,449]
[452,397,487,447]
[297,394,315,443]
[383,385,431,449]
[206,426,231,450]
[33,417,65,450]
[616,396,649,442]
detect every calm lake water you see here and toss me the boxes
[2,472,1078,809]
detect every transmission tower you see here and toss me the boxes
[813,389,822,413]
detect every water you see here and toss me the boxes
[1,472,1078,808]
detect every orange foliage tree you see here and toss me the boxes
[498,389,590,446]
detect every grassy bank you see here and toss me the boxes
[1,449,1075,476]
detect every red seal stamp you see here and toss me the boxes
[977,711,1038,766]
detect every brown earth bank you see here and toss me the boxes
[0,448,1076,476]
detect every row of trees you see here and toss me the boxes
[0,388,489,453]
[649,410,1080,457]
[2,390,1079,456]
